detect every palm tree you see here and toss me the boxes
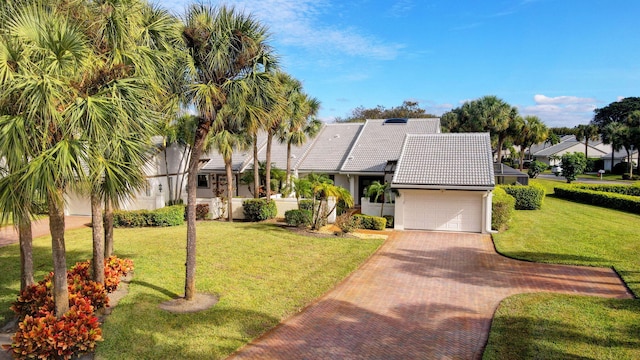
[277,90,321,192]
[366,181,394,217]
[181,4,277,301]
[575,124,600,159]
[513,116,549,171]
[0,3,93,317]
[307,175,353,230]
[601,122,627,172]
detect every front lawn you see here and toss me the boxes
[485,179,640,359]
[0,221,382,359]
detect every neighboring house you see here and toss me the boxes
[531,135,609,166]
[392,133,495,233]
[602,149,639,172]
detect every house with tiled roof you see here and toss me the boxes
[66,118,496,233]
[392,133,494,232]
[530,135,610,166]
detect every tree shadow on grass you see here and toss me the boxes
[128,280,180,299]
[97,292,280,360]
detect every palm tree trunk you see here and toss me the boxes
[286,140,292,191]
[253,133,260,198]
[177,146,191,204]
[519,150,526,171]
[48,189,69,317]
[18,219,33,290]
[185,128,207,301]
[104,198,114,258]
[164,148,174,204]
[91,192,105,284]
[585,141,589,160]
[265,130,273,201]
[225,158,234,222]
[496,136,505,164]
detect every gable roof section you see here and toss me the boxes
[392,133,494,190]
[201,132,268,172]
[253,131,319,171]
[340,118,441,173]
[297,123,363,172]
[531,135,606,157]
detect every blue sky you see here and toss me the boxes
[158,0,640,127]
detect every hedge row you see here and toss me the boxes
[353,214,387,230]
[492,187,515,231]
[242,199,277,221]
[500,184,545,210]
[554,186,640,214]
[563,183,640,197]
[113,205,185,227]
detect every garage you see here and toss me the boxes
[400,189,484,232]
[391,133,495,233]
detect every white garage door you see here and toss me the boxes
[403,190,483,232]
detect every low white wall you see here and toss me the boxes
[360,198,395,217]
[212,197,335,223]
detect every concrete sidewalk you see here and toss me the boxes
[0,216,91,247]
[229,231,633,360]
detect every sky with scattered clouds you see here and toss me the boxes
[159,0,640,128]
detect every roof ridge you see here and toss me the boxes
[339,119,371,172]
[293,123,328,170]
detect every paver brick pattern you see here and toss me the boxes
[229,231,633,360]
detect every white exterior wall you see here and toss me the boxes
[360,198,395,217]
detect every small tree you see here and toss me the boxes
[365,181,397,217]
[561,152,587,183]
[527,161,547,178]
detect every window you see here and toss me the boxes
[197,174,209,188]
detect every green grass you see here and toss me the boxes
[0,221,382,359]
[485,179,640,359]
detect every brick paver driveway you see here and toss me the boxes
[229,231,632,360]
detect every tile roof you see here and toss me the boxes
[340,118,441,173]
[531,135,605,157]
[297,123,363,172]
[253,132,318,171]
[392,133,494,188]
[201,132,268,172]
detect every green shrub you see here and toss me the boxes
[492,187,515,231]
[335,213,361,233]
[501,184,545,210]
[284,209,311,227]
[243,199,277,221]
[563,184,640,196]
[299,199,314,211]
[383,215,394,228]
[152,205,185,226]
[554,185,640,214]
[113,209,151,227]
[527,161,548,178]
[353,214,387,230]
[113,206,184,227]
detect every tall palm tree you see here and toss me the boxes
[601,122,627,172]
[513,116,549,171]
[181,4,277,301]
[0,3,92,317]
[575,124,600,159]
[277,89,321,191]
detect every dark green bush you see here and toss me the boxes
[564,184,640,196]
[114,205,184,227]
[284,209,311,227]
[113,209,151,227]
[299,199,314,211]
[243,199,277,221]
[554,185,640,214]
[527,161,547,178]
[501,184,545,210]
[353,214,387,230]
[383,215,394,228]
[492,187,515,231]
[151,205,185,226]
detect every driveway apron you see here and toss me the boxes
[229,231,633,360]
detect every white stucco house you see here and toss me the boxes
[65,118,498,233]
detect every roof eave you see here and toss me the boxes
[391,183,495,191]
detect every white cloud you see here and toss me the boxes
[230,0,402,61]
[520,94,597,127]
[390,0,415,17]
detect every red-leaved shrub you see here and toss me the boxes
[9,297,102,360]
